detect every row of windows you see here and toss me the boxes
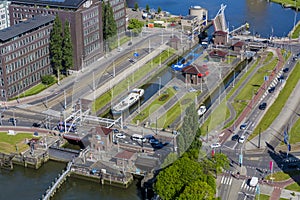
[5,47,49,74]
[114,10,125,20]
[83,24,99,36]
[6,67,51,97]
[83,17,99,29]
[84,32,99,46]
[4,38,49,62]
[84,42,100,55]
[5,57,50,85]
[82,8,99,22]
[112,4,125,13]
[109,0,124,6]
[12,7,58,16]
[1,29,51,54]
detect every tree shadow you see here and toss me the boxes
[267,142,300,185]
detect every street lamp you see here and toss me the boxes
[157,77,161,96]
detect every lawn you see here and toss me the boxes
[289,117,300,144]
[0,132,37,154]
[132,87,176,124]
[92,49,175,113]
[154,91,199,129]
[265,170,300,181]
[255,194,270,200]
[291,23,300,39]
[250,62,300,140]
[285,182,300,192]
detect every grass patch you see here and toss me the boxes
[200,98,229,135]
[290,116,300,144]
[92,49,176,113]
[291,22,300,39]
[0,132,37,154]
[285,182,300,192]
[155,91,199,129]
[132,87,176,124]
[263,52,274,64]
[250,62,300,140]
[255,194,270,200]
[265,170,300,181]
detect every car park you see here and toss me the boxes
[231,134,239,141]
[238,135,246,143]
[259,102,267,110]
[210,143,221,148]
[249,177,259,187]
[115,133,126,139]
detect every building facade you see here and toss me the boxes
[9,0,104,71]
[189,6,208,29]
[105,0,126,33]
[0,15,55,101]
[0,1,10,30]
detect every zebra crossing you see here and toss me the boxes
[220,170,233,185]
[220,175,233,185]
[240,180,256,193]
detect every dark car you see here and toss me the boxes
[240,122,248,130]
[268,86,275,93]
[259,102,267,110]
[32,123,41,127]
[232,134,239,141]
[283,68,289,73]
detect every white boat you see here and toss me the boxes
[112,88,144,114]
[198,105,206,116]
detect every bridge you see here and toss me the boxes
[213,4,228,33]
[42,161,73,200]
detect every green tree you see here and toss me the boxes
[157,7,162,14]
[178,181,215,200]
[41,75,55,86]
[161,152,178,168]
[145,4,150,13]
[134,2,139,11]
[62,20,73,73]
[50,15,63,81]
[102,2,117,51]
[127,18,144,35]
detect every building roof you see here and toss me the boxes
[11,0,86,9]
[114,150,135,160]
[233,41,245,47]
[209,49,228,58]
[94,126,113,136]
[182,64,209,76]
[0,14,55,42]
[182,15,197,20]
[214,30,227,36]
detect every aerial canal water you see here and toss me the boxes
[2,1,300,199]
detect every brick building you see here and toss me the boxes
[89,126,113,152]
[0,15,55,100]
[182,64,209,85]
[9,0,126,71]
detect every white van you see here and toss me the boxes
[131,134,146,143]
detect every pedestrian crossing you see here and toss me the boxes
[220,175,233,185]
[240,180,256,193]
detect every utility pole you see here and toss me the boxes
[258,128,261,148]
[64,90,66,110]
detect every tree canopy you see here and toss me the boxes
[102,1,117,50]
[62,20,73,73]
[127,18,144,35]
[50,15,63,77]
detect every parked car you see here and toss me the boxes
[188,87,197,92]
[210,143,221,148]
[173,86,179,91]
[231,134,239,141]
[249,177,259,187]
[238,135,246,143]
[259,102,267,110]
[32,123,41,128]
[149,138,159,145]
[115,133,126,139]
